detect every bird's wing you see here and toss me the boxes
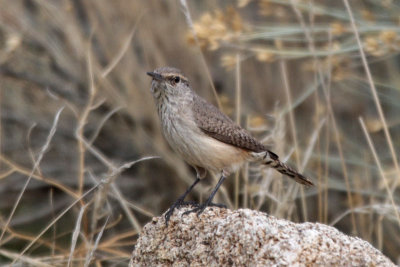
[192,95,272,154]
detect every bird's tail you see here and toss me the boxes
[262,150,314,186]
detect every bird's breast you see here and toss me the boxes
[157,101,249,174]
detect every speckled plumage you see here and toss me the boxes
[192,94,269,153]
[191,94,313,186]
[147,66,313,224]
[147,66,313,186]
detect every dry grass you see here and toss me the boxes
[0,0,399,265]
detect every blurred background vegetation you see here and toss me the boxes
[0,0,399,265]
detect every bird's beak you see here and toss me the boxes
[146,71,163,81]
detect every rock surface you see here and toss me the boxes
[131,207,394,266]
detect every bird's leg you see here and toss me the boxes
[165,177,200,225]
[183,173,227,216]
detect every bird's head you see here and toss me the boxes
[147,67,190,100]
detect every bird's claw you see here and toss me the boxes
[165,200,199,226]
[182,202,226,217]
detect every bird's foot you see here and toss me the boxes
[165,199,199,226]
[182,202,226,217]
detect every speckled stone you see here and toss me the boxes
[130,207,394,266]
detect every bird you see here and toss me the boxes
[147,66,313,225]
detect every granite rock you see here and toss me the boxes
[131,207,394,266]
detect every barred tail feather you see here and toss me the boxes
[262,151,314,186]
[272,160,313,186]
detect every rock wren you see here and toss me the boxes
[147,66,313,224]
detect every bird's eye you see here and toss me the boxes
[173,76,180,83]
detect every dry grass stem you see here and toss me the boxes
[359,117,400,227]
[280,59,308,221]
[0,107,64,243]
[343,0,400,185]
[101,12,144,78]
[179,0,222,110]
[68,204,87,267]
[84,216,109,267]
[290,0,357,233]
[12,183,102,265]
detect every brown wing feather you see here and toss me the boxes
[192,95,270,154]
[191,94,313,185]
